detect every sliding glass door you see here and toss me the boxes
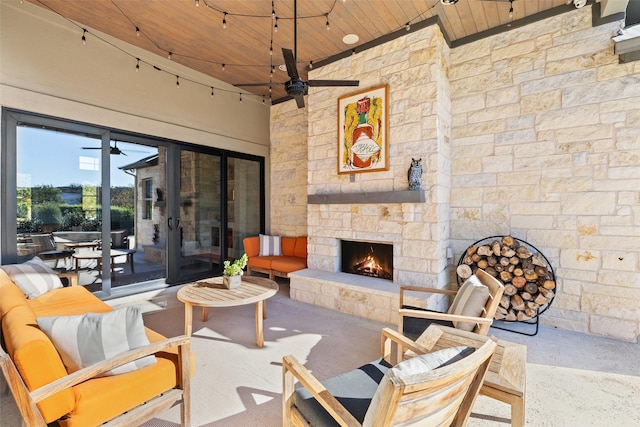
[2,109,264,296]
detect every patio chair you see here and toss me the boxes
[399,268,504,340]
[29,234,74,269]
[283,327,497,427]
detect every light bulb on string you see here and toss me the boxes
[135,26,140,36]
[168,51,172,60]
[81,29,86,45]
[270,41,273,56]
[509,0,514,19]
[221,63,225,71]
[239,93,243,103]
[222,12,227,28]
[176,76,180,88]
[195,0,199,6]
[325,13,330,30]
[135,58,140,72]
[271,1,275,18]
[405,22,410,31]
[262,95,266,104]
[271,65,275,74]
[274,17,278,32]
[211,87,215,98]
[309,60,313,70]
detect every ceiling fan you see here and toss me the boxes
[82,141,127,155]
[239,0,359,108]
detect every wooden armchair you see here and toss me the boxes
[0,335,191,426]
[283,328,497,427]
[29,234,74,269]
[399,268,504,340]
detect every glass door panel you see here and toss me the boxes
[109,140,163,289]
[227,157,261,261]
[178,150,223,279]
[16,125,101,277]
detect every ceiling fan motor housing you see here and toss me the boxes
[285,78,306,96]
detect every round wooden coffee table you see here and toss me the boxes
[177,276,279,348]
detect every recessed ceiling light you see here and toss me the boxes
[441,0,459,5]
[278,64,287,71]
[342,34,359,45]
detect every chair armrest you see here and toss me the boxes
[282,355,361,427]
[380,327,431,364]
[31,335,190,403]
[399,285,457,308]
[399,307,494,325]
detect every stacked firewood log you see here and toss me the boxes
[457,236,555,322]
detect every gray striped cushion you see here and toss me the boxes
[259,234,282,256]
[36,306,156,376]
[448,274,490,331]
[0,256,63,299]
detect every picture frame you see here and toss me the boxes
[337,84,389,174]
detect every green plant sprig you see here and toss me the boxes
[223,253,248,276]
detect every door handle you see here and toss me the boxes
[168,217,173,231]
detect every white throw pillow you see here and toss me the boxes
[259,234,282,256]
[363,346,474,426]
[0,256,63,299]
[448,274,491,331]
[36,306,156,376]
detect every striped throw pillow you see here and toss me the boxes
[0,256,63,299]
[36,306,156,376]
[448,274,491,331]
[259,234,282,256]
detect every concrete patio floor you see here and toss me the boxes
[2,279,639,426]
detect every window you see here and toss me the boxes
[143,178,153,220]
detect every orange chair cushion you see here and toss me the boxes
[294,236,308,259]
[281,237,297,257]
[28,285,112,317]
[0,269,29,315]
[243,236,260,258]
[2,304,75,423]
[248,256,281,270]
[271,257,307,274]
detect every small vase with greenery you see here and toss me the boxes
[222,253,248,289]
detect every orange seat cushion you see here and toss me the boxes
[271,257,307,273]
[248,255,280,270]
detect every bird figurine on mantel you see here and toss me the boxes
[408,158,422,190]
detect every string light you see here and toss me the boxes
[222,12,227,28]
[135,58,140,72]
[274,16,278,32]
[270,40,273,56]
[271,65,275,74]
[309,60,313,70]
[176,75,180,88]
[81,29,86,45]
[135,26,140,36]
[168,51,172,59]
[325,13,330,30]
[195,0,199,6]
[405,22,411,31]
[211,87,215,97]
[221,63,225,70]
[262,95,266,104]
[239,93,243,103]
[271,1,275,18]
[509,0,514,19]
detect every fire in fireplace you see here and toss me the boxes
[341,240,393,280]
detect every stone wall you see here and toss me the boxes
[269,102,309,237]
[449,7,640,341]
[270,6,640,342]
[304,25,452,290]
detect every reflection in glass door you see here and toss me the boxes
[177,150,223,279]
[227,157,262,261]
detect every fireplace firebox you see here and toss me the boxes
[341,240,393,280]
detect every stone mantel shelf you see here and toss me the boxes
[308,190,425,205]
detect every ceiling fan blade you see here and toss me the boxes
[294,94,305,108]
[307,79,360,87]
[282,48,299,79]
[82,147,100,150]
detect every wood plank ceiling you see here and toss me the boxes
[26,0,575,104]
